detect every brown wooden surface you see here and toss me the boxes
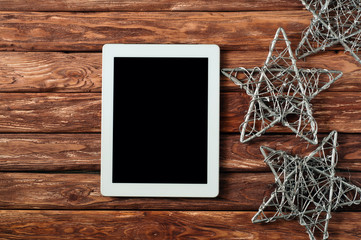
[1,51,360,93]
[0,0,304,12]
[0,133,361,172]
[0,0,360,239]
[1,210,360,240]
[1,172,361,211]
[0,52,101,92]
[0,91,359,133]
[0,93,100,132]
[0,134,100,171]
[0,11,312,51]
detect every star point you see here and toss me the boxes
[222,28,342,144]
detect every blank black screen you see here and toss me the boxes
[112,57,208,184]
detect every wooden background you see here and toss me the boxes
[0,0,361,239]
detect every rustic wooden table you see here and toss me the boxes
[0,0,360,239]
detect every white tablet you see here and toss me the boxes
[101,44,220,197]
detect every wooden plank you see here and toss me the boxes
[0,93,100,132]
[0,134,100,171]
[1,50,360,93]
[221,91,361,133]
[0,0,304,12]
[0,91,359,133]
[1,133,361,172]
[0,210,360,240]
[0,52,101,93]
[0,11,311,52]
[1,172,361,210]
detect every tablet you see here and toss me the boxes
[101,44,220,197]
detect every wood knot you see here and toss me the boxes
[61,187,93,204]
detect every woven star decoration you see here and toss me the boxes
[252,131,361,240]
[296,0,361,64]
[221,27,342,144]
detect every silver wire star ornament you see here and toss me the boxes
[252,131,361,240]
[222,28,342,144]
[296,0,361,64]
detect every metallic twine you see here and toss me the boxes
[222,28,343,144]
[296,0,361,64]
[252,131,361,240]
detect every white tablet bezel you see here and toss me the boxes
[101,44,220,197]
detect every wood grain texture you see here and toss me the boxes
[0,52,101,92]
[0,11,311,51]
[1,133,361,172]
[0,0,304,12]
[1,172,361,211]
[1,51,360,93]
[0,92,359,133]
[0,93,100,132]
[0,134,100,171]
[1,210,360,240]
[0,0,359,239]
